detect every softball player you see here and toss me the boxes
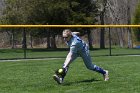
[53,29,109,84]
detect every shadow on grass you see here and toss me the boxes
[63,78,101,86]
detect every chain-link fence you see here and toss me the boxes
[0,25,140,60]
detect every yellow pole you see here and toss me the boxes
[0,25,140,28]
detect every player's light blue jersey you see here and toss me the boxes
[66,33,87,54]
[64,32,106,75]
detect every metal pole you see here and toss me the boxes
[109,27,111,56]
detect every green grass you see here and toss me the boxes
[0,55,140,93]
[0,48,140,59]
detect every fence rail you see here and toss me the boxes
[0,25,140,28]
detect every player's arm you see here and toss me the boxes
[63,52,73,68]
[63,45,78,68]
[72,32,80,36]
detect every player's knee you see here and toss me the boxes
[86,65,94,70]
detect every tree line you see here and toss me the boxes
[0,0,99,49]
[133,1,140,46]
[0,0,140,49]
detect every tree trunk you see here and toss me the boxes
[118,28,124,48]
[29,32,33,48]
[100,29,105,49]
[87,29,93,49]
[127,28,133,48]
[11,30,15,49]
[47,29,51,48]
[127,0,133,48]
[100,11,105,49]
[52,34,57,48]
[99,0,107,49]
[22,29,27,49]
[50,30,57,49]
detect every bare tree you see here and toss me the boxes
[127,0,133,48]
[102,0,139,48]
[98,0,108,49]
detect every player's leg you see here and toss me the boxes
[80,49,109,81]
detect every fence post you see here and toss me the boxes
[109,27,112,56]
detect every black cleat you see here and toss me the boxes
[53,74,63,84]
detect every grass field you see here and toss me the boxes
[0,48,140,59]
[0,50,140,93]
